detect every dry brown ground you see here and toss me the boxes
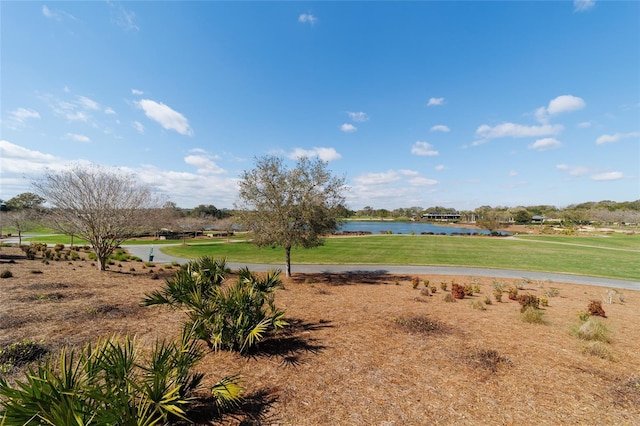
[1,246,639,425]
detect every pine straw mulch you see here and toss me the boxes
[1,246,639,425]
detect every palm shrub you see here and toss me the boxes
[143,258,287,354]
[0,331,242,425]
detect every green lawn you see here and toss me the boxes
[162,234,640,281]
[514,234,640,250]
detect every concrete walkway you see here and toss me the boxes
[121,244,640,291]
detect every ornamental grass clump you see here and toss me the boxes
[573,317,611,343]
[143,257,287,354]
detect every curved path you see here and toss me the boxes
[122,244,640,291]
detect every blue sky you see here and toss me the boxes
[1,0,639,210]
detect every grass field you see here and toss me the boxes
[161,233,640,281]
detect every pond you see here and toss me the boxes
[339,221,498,235]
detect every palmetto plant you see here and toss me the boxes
[0,330,242,425]
[142,258,287,354]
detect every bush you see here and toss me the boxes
[587,300,606,317]
[443,293,456,303]
[143,257,286,353]
[521,306,545,324]
[573,317,610,343]
[440,281,448,291]
[540,296,549,307]
[451,283,465,299]
[0,340,48,373]
[517,294,540,313]
[0,333,242,424]
[507,286,519,300]
[0,269,13,279]
[411,276,420,289]
[470,300,486,311]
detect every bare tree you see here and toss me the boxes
[3,210,38,245]
[33,165,161,271]
[475,210,507,234]
[236,155,346,277]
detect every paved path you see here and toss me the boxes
[122,244,640,291]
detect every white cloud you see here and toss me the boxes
[556,164,589,176]
[132,89,144,95]
[430,125,450,133]
[104,107,116,115]
[408,177,438,186]
[347,111,369,122]
[6,108,40,129]
[132,121,145,134]
[435,165,446,171]
[595,132,640,145]
[529,137,562,151]
[77,96,100,110]
[547,95,586,115]
[591,171,623,181]
[287,147,342,162]
[535,95,586,124]
[109,3,139,31]
[298,13,317,24]
[509,170,518,177]
[475,123,563,141]
[577,121,592,128]
[0,140,60,175]
[184,155,225,175]
[411,141,439,156]
[340,123,357,133]
[352,171,402,186]
[65,133,91,143]
[574,0,596,12]
[136,99,193,136]
[42,5,76,22]
[64,111,89,122]
[427,97,445,107]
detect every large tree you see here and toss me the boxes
[236,156,346,276]
[33,165,161,271]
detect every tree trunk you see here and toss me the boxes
[97,254,107,271]
[285,245,292,277]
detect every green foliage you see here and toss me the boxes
[520,306,545,324]
[143,257,286,354]
[0,332,241,424]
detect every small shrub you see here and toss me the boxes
[604,289,624,304]
[443,293,456,303]
[411,276,420,289]
[507,286,519,301]
[520,306,545,324]
[573,317,610,342]
[472,284,481,294]
[430,285,437,294]
[451,283,465,299]
[578,310,591,322]
[517,294,540,313]
[0,269,13,278]
[392,315,442,334]
[544,287,560,298]
[463,284,474,296]
[469,349,511,373]
[419,287,430,297]
[53,243,65,252]
[587,300,606,317]
[470,300,486,311]
[423,279,430,288]
[493,289,503,302]
[582,341,613,360]
[440,281,448,291]
[540,296,549,307]
[484,295,492,305]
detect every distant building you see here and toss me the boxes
[421,213,461,221]
[531,216,545,223]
